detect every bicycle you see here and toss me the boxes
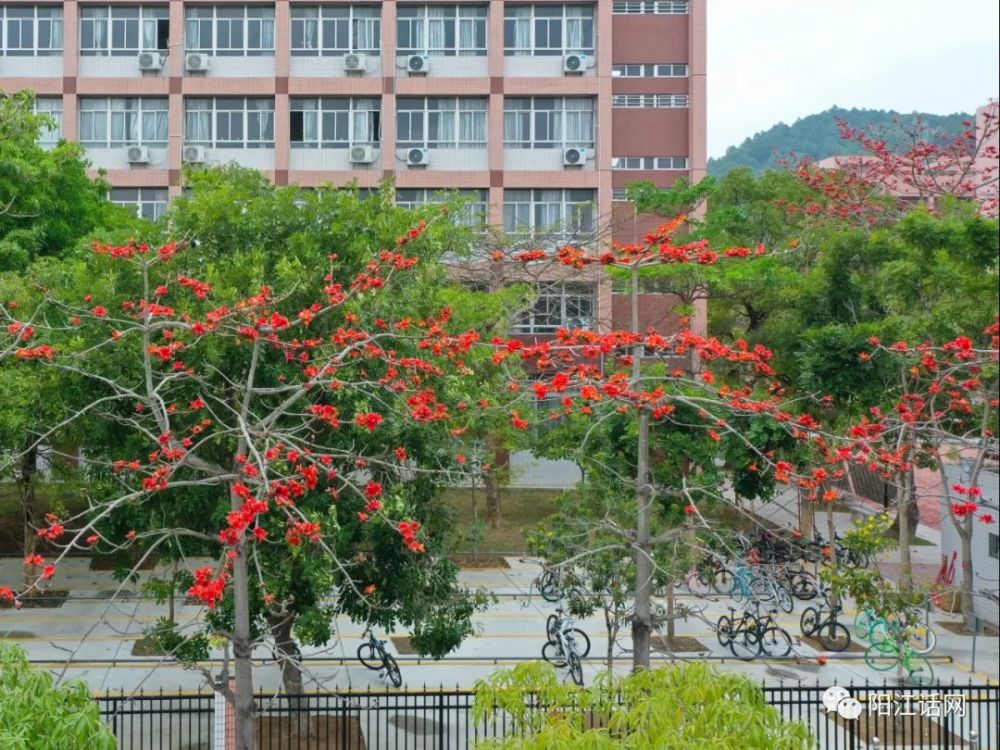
[357,628,402,687]
[864,638,935,686]
[729,604,793,660]
[799,593,851,652]
[541,608,590,685]
[684,556,734,596]
[853,606,937,654]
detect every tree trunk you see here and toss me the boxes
[897,469,914,594]
[484,471,502,530]
[799,488,814,539]
[632,409,653,670]
[604,607,617,673]
[268,613,311,742]
[665,585,676,640]
[230,484,257,750]
[959,516,975,623]
[20,443,40,593]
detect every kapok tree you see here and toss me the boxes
[0,178,522,750]
[788,104,999,226]
[485,216,821,670]
[836,326,998,616]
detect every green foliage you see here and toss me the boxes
[708,106,972,177]
[0,641,116,750]
[472,662,814,749]
[145,617,210,662]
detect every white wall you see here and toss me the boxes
[504,57,595,78]
[80,55,167,78]
[189,55,274,78]
[394,55,487,78]
[86,146,169,170]
[289,56,383,77]
[204,148,275,170]
[394,147,486,171]
[289,148,382,171]
[1,56,62,76]
[940,461,1000,627]
[508,450,582,489]
[504,148,594,171]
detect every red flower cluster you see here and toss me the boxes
[286,521,322,546]
[951,502,980,518]
[188,566,230,609]
[354,412,384,431]
[398,521,425,553]
[219,497,270,546]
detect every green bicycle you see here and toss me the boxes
[864,639,935,686]
[853,607,937,654]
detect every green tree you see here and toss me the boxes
[0,641,116,750]
[473,662,813,749]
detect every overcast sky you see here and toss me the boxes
[707,0,1000,158]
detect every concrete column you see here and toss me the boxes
[688,0,708,183]
[62,1,79,78]
[380,2,398,183]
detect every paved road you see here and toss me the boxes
[1,557,995,695]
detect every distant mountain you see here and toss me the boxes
[708,106,972,178]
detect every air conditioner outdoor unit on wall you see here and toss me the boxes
[343,53,367,73]
[138,52,164,71]
[406,55,429,74]
[563,54,587,74]
[185,52,210,72]
[350,145,376,164]
[126,145,150,164]
[406,148,430,167]
[563,147,585,167]
[183,145,207,164]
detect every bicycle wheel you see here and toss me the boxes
[799,607,818,637]
[713,567,735,595]
[907,625,937,655]
[759,626,793,658]
[357,643,382,670]
[546,614,559,641]
[383,653,402,688]
[565,628,591,658]
[852,611,873,640]
[817,622,851,652]
[775,583,794,614]
[539,572,560,602]
[905,654,935,686]
[717,615,733,647]
[542,639,567,667]
[750,576,774,601]
[790,573,818,600]
[864,641,900,672]
[729,628,759,660]
[686,570,712,596]
[568,651,584,686]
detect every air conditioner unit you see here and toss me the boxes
[126,145,150,164]
[563,54,587,74]
[405,148,430,167]
[350,145,376,164]
[563,147,585,167]
[343,53,367,73]
[137,52,164,71]
[185,52,210,72]
[406,55,429,75]
[183,145,207,164]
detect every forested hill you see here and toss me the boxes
[708,106,972,178]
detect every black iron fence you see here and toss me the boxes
[96,681,999,750]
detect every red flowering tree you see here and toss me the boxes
[788,103,999,226]
[0,171,525,750]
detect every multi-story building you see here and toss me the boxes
[1,0,705,333]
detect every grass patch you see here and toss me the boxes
[440,487,562,553]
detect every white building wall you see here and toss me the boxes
[940,461,1000,627]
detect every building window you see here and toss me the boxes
[185,6,274,56]
[612,188,629,201]
[290,97,380,148]
[504,98,595,149]
[611,63,687,77]
[396,98,487,149]
[513,282,595,333]
[612,1,688,14]
[185,98,275,148]
[80,6,168,56]
[33,96,62,146]
[397,5,487,57]
[109,188,168,220]
[79,98,168,147]
[0,6,62,55]
[291,6,380,57]
[396,188,489,231]
[504,5,594,57]
[612,94,688,108]
[612,156,688,170]
[503,189,595,240]
[990,533,999,560]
